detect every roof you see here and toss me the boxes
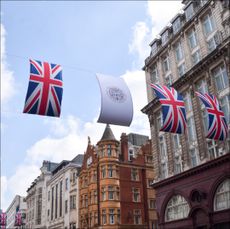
[52,160,70,175]
[100,124,117,141]
[71,154,84,164]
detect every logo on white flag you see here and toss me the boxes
[106,87,126,103]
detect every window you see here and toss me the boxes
[172,134,181,151]
[220,95,230,124]
[185,3,194,21]
[156,113,163,131]
[174,156,182,174]
[150,65,159,84]
[65,200,68,214]
[149,199,156,209]
[184,92,193,113]
[102,209,106,225]
[65,178,68,190]
[131,168,139,181]
[128,149,134,161]
[178,63,186,77]
[207,37,217,52]
[175,42,183,62]
[196,79,209,132]
[108,165,113,178]
[51,187,54,220]
[165,195,189,221]
[192,50,201,65]
[70,195,76,209]
[161,162,168,179]
[101,166,106,178]
[107,145,112,156]
[108,186,115,200]
[187,117,196,142]
[48,191,50,201]
[92,170,97,182]
[151,42,158,56]
[146,155,153,163]
[214,179,230,211]
[173,18,181,34]
[212,65,228,92]
[165,74,173,87]
[133,209,142,225]
[59,181,62,217]
[203,14,215,36]
[188,29,198,49]
[109,209,115,224]
[190,148,198,167]
[161,30,169,45]
[55,184,58,219]
[207,140,219,159]
[159,135,167,161]
[101,187,106,201]
[162,56,170,73]
[72,172,76,183]
[133,188,140,202]
[94,190,97,204]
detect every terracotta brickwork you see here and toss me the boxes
[79,125,157,228]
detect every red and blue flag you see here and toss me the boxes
[150,84,187,134]
[23,59,63,117]
[0,212,7,226]
[15,211,22,226]
[196,92,228,141]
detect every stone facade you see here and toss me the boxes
[46,156,83,229]
[26,161,58,229]
[142,0,230,228]
[79,124,157,229]
[6,195,27,229]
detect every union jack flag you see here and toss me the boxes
[196,92,228,141]
[0,212,7,226]
[14,211,22,226]
[23,59,63,117]
[150,84,187,134]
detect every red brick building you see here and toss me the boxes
[79,124,157,228]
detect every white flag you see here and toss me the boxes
[96,73,133,126]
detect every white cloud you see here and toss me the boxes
[129,1,183,67]
[129,22,150,68]
[7,165,40,196]
[1,24,16,106]
[147,1,183,37]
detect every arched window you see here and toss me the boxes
[165,195,190,222]
[214,178,230,211]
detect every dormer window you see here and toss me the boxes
[173,18,181,34]
[151,42,158,56]
[185,3,194,21]
[161,30,169,46]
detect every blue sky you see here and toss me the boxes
[1,1,183,211]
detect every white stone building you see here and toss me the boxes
[46,155,83,229]
[26,161,58,229]
[6,195,27,229]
